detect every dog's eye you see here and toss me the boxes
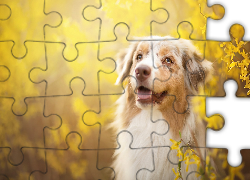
[165,58,173,64]
[137,54,143,60]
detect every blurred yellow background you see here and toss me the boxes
[0,0,250,179]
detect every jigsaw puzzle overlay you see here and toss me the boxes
[0,0,250,179]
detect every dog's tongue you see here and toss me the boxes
[137,88,152,100]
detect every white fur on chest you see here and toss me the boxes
[127,109,170,147]
[113,109,201,180]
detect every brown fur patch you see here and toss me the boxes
[161,105,188,139]
[158,46,172,57]
[183,51,206,92]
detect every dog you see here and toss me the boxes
[111,36,213,179]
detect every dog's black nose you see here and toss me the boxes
[135,65,151,81]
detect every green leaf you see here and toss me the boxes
[179,130,182,138]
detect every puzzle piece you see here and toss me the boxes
[43,78,100,149]
[135,146,171,179]
[83,0,168,41]
[82,95,117,150]
[0,148,46,180]
[31,132,114,179]
[44,0,100,60]
[207,0,250,40]
[0,42,46,114]
[0,97,60,165]
[137,146,207,179]
[206,79,250,167]
[98,131,155,180]
[99,24,131,95]
[176,21,207,61]
[30,42,115,96]
[151,43,210,116]
[205,24,249,96]
[83,81,169,149]
[153,0,223,40]
[0,0,61,58]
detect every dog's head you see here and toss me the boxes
[115,36,212,110]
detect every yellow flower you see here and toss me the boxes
[210,172,216,180]
[220,32,250,96]
[183,149,200,172]
[172,168,181,180]
[184,149,193,172]
[192,154,201,171]
[170,139,183,158]
[170,139,181,149]
[228,164,245,180]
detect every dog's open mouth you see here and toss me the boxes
[137,86,167,104]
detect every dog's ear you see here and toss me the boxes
[183,50,213,94]
[115,42,139,85]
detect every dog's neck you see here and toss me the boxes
[159,94,190,139]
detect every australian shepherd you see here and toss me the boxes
[112,36,213,179]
